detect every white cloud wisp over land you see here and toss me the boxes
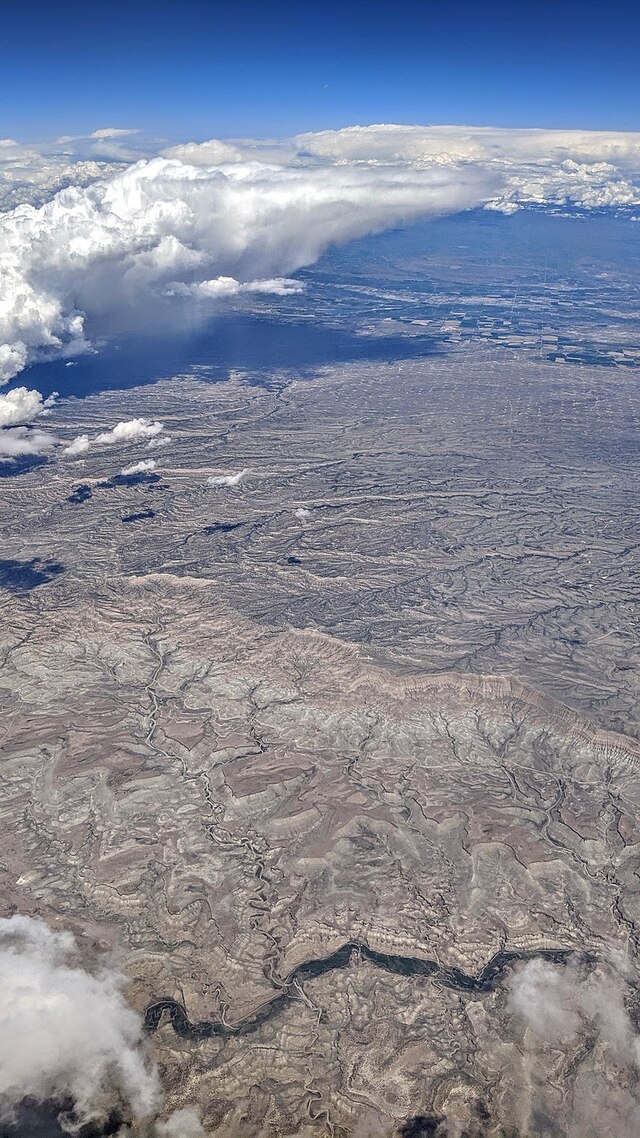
[0,915,159,1123]
[120,458,157,475]
[507,956,640,1138]
[0,405,169,464]
[208,468,249,487]
[0,426,57,459]
[0,915,216,1136]
[0,122,639,405]
[95,418,164,445]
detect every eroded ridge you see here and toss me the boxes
[0,350,638,1134]
[1,576,639,1133]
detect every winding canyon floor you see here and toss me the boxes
[1,344,639,1136]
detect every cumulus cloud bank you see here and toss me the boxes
[0,915,159,1125]
[0,139,119,214]
[0,127,152,211]
[294,124,640,213]
[0,152,489,384]
[1,122,639,391]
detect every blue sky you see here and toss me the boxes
[2,0,639,142]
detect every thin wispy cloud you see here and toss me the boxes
[208,468,249,487]
[0,426,56,458]
[506,956,640,1138]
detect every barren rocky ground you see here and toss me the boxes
[1,344,638,1135]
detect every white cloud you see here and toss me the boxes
[0,138,120,213]
[294,124,640,166]
[0,915,159,1123]
[509,957,640,1062]
[507,956,640,1138]
[161,139,246,165]
[91,128,139,140]
[0,426,56,458]
[1,124,639,384]
[62,419,166,459]
[0,154,489,383]
[172,275,305,300]
[63,433,91,456]
[294,124,640,214]
[243,276,305,296]
[0,386,55,427]
[120,458,157,475]
[294,507,311,519]
[160,137,299,167]
[155,1107,206,1137]
[0,344,28,381]
[95,418,164,445]
[208,468,249,487]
